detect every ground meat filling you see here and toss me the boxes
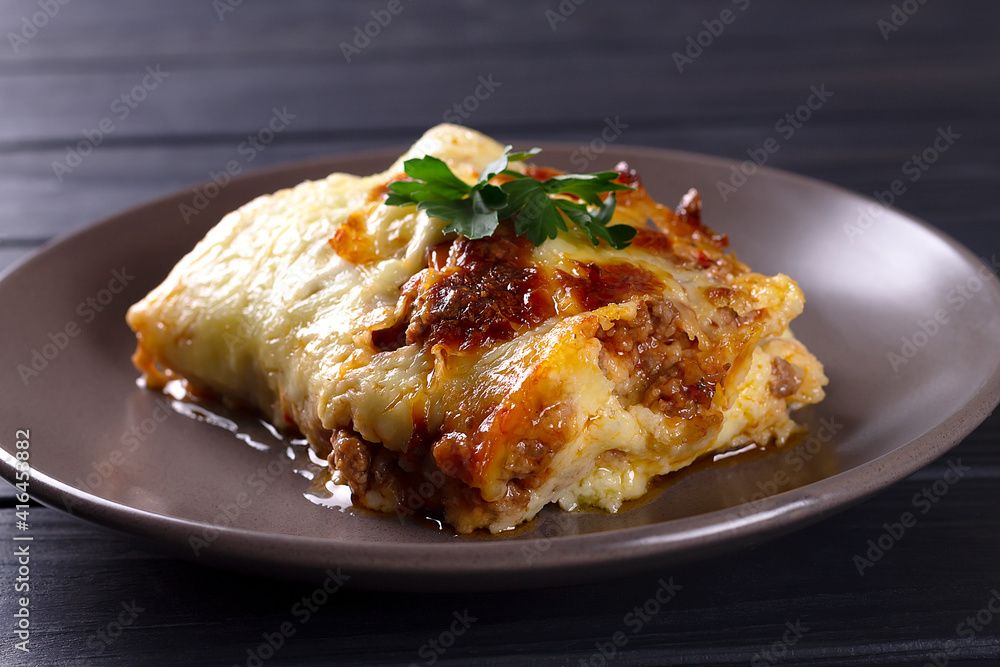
[329,426,533,530]
[597,299,727,419]
[330,429,371,486]
[405,225,554,353]
[555,261,663,312]
[332,428,465,520]
[366,224,556,357]
[769,356,804,398]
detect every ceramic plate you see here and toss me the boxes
[2,144,999,591]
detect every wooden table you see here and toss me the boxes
[2,1,998,664]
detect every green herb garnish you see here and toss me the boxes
[384,146,636,249]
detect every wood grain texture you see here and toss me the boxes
[1,0,999,664]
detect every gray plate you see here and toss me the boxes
[2,144,999,591]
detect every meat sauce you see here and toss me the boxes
[555,261,663,311]
[405,226,554,352]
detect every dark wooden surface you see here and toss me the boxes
[2,1,999,664]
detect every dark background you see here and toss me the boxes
[1,1,998,664]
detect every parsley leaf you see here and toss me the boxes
[557,194,636,248]
[384,146,636,249]
[396,155,470,200]
[421,184,507,240]
[385,156,471,211]
[498,176,568,246]
[542,172,630,206]
[505,147,542,162]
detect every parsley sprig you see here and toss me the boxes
[384,146,636,249]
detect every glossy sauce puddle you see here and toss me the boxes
[153,378,834,537]
[158,379,356,513]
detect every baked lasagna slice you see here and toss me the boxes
[127,123,827,534]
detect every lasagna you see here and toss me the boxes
[126,124,827,534]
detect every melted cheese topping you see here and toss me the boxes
[127,124,827,533]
